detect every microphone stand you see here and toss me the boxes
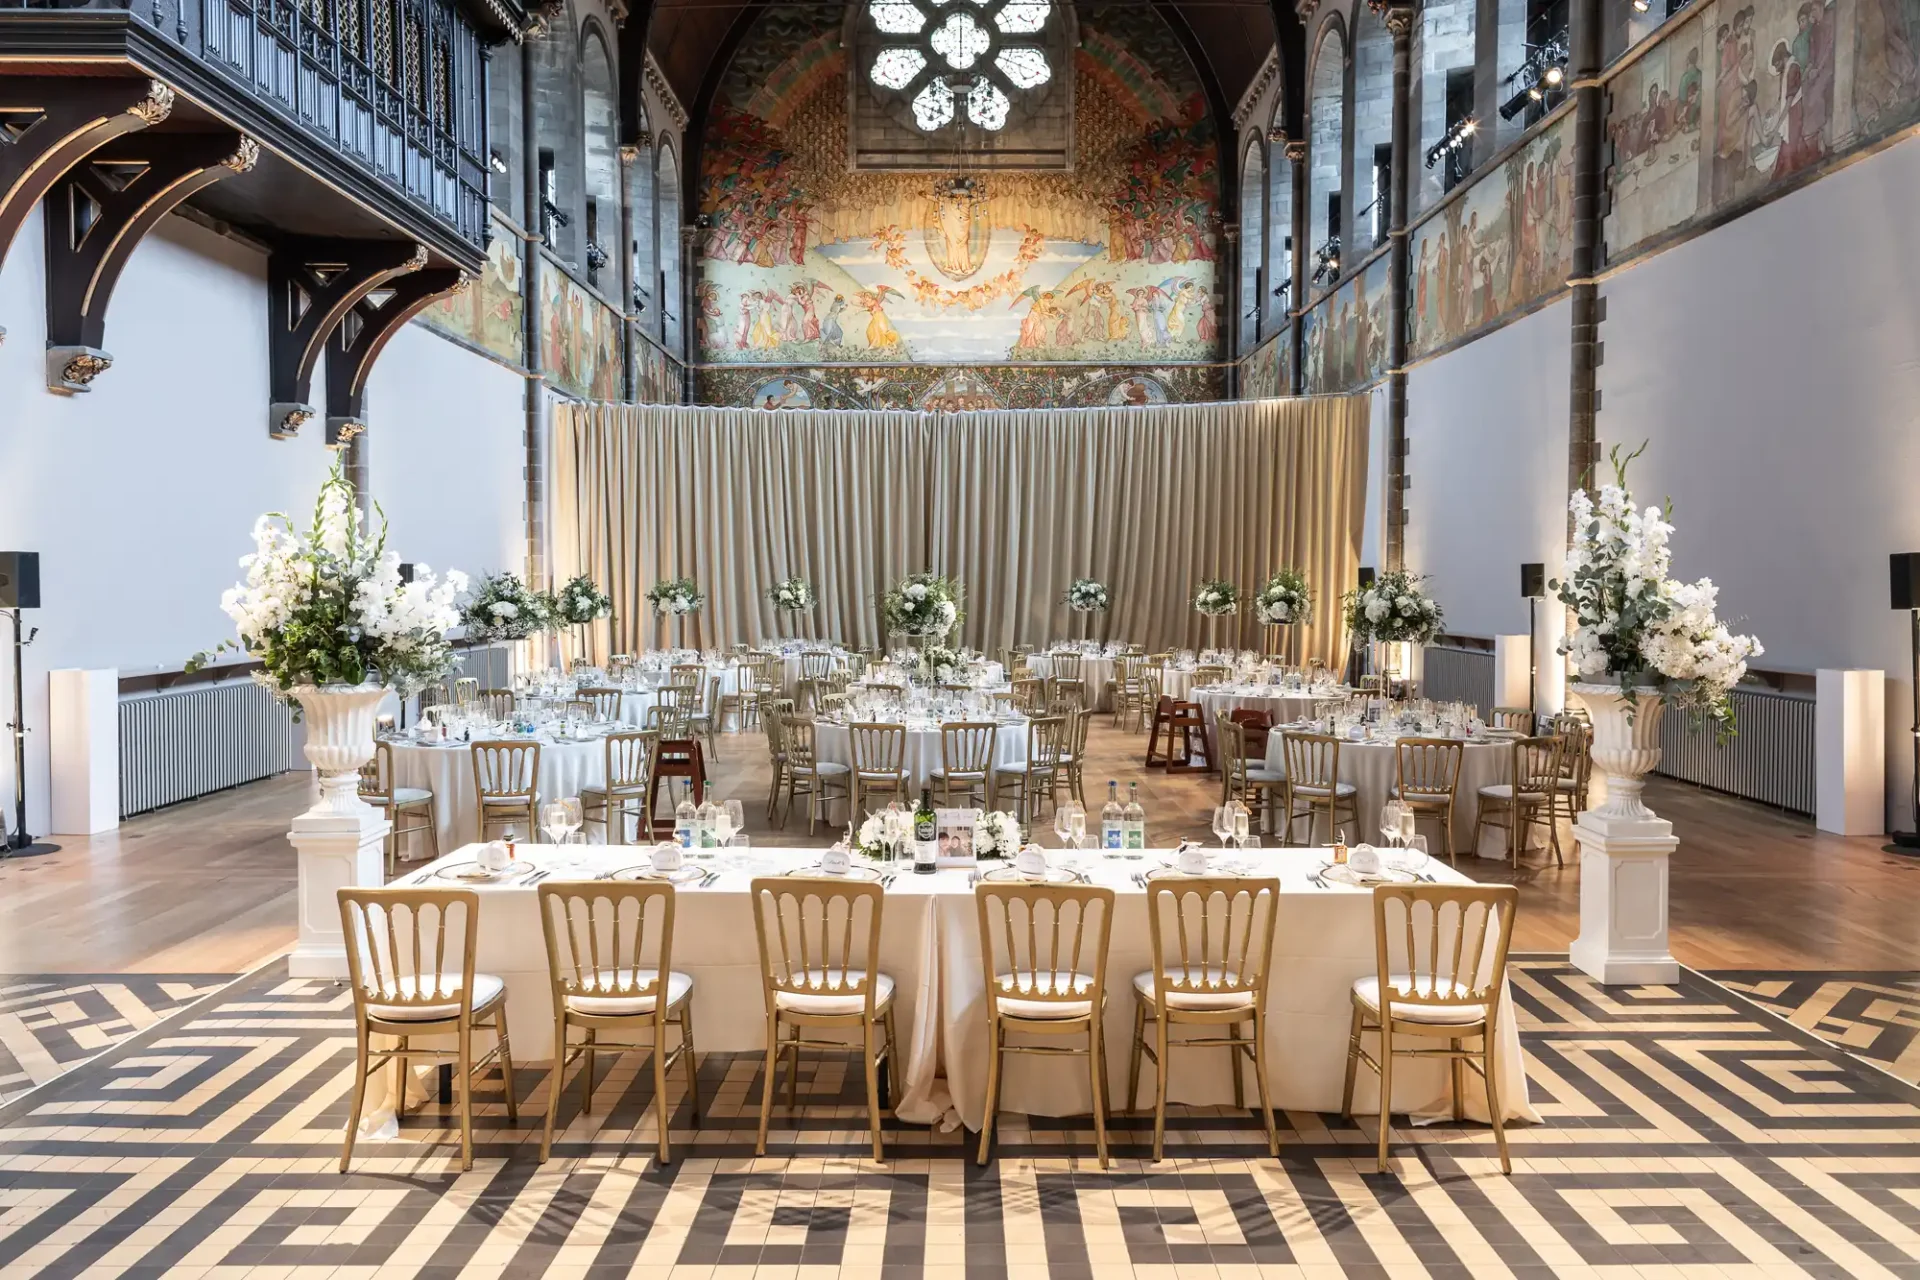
[4,608,58,857]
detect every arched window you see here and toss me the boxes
[528,0,583,263]
[1308,24,1345,287]
[1349,7,1394,252]
[628,105,655,320]
[580,27,618,291]
[657,143,683,351]
[1239,138,1265,354]
[1265,130,1293,333]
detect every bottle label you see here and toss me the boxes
[1124,825,1145,851]
[677,824,693,848]
[1103,822,1123,850]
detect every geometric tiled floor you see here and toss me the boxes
[0,974,232,1104]
[4,959,1920,1278]
[1709,971,1920,1088]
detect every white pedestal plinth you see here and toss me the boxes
[49,668,119,835]
[287,804,390,978]
[1568,807,1679,985]
[1816,668,1885,836]
[1492,635,1532,711]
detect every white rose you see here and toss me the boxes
[938,600,957,625]
[907,584,927,600]
[1365,598,1389,622]
[491,601,519,618]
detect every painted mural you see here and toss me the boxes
[1238,333,1291,399]
[419,213,525,366]
[540,255,623,401]
[633,334,682,405]
[695,3,1223,368]
[1302,253,1393,394]
[1606,0,1920,258]
[698,363,1227,409]
[1409,114,1576,360]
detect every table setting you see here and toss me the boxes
[813,685,1030,791]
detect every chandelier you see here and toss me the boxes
[865,0,1055,132]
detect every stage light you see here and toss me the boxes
[1543,62,1565,86]
[1424,116,1478,168]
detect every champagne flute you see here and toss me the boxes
[1211,805,1233,851]
[541,801,568,846]
[1054,805,1075,849]
[560,796,584,846]
[1398,806,1417,846]
[725,799,745,843]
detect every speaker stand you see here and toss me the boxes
[3,608,58,859]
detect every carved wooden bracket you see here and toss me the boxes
[43,132,257,393]
[266,239,429,439]
[0,77,177,348]
[322,267,467,447]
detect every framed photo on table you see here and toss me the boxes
[935,809,979,866]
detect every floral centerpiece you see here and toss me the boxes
[1065,579,1109,612]
[463,572,552,641]
[972,810,1022,860]
[647,578,704,614]
[190,463,465,814]
[1254,569,1313,626]
[552,574,611,626]
[767,576,816,612]
[1554,444,1761,741]
[1192,579,1238,616]
[1344,570,1442,644]
[883,572,963,638]
[920,644,962,683]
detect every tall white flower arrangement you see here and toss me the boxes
[883,572,963,636]
[768,576,816,612]
[191,464,466,698]
[552,574,612,625]
[463,572,552,641]
[1554,444,1762,736]
[1065,579,1110,612]
[1254,569,1313,626]
[647,578,704,614]
[1192,579,1238,616]
[1344,570,1441,645]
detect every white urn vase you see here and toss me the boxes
[1570,682,1667,823]
[291,683,389,818]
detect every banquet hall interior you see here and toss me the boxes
[2,0,1919,1270]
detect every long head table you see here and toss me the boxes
[378,845,1536,1134]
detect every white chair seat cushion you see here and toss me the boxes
[994,971,1096,1019]
[1289,782,1357,798]
[1554,778,1580,792]
[798,761,852,776]
[1133,969,1255,1011]
[1352,975,1489,1026]
[366,972,505,1022]
[776,969,895,1016]
[1244,767,1282,784]
[1478,784,1550,801]
[391,787,433,805]
[565,968,693,1016]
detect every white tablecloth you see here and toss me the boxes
[1262,732,1513,851]
[777,651,848,698]
[814,719,1030,795]
[1190,687,1322,735]
[1025,652,1117,710]
[371,845,1534,1134]
[387,737,609,849]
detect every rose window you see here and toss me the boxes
[864,0,1055,132]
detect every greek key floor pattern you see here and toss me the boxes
[0,975,233,1105]
[1708,971,1920,1089]
[5,959,1920,1279]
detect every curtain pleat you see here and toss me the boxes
[551,397,1369,664]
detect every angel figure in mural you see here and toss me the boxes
[855,286,905,350]
[790,280,832,342]
[695,282,722,351]
[1011,287,1061,351]
[748,290,781,350]
[821,294,848,346]
[1127,285,1170,348]
[1194,287,1217,343]
[1162,278,1199,341]
[734,294,755,350]
[1092,281,1133,341]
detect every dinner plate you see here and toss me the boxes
[977,864,1086,884]
[434,860,536,884]
[1317,861,1420,886]
[785,863,884,880]
[611,863,709,883]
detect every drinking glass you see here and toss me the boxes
[1398,806,1417,845]
[1379,801,1404,848]
[1401,834,1430,876]
[725,799,745,841]
[1232,804,1250,847]
[1211,806,1233,850]
[1068,807,1087,850]
[560,796,584,845]
[541,802,568,846]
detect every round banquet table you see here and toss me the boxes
[1190,686,1323,735]
[776,650,848,698]
[615,687,664,727]
[1025,652,1116,710]
[813,717,1030,794]
[1261,731,1515,854]
[1157,665,1201,700]
[387,735,609,850]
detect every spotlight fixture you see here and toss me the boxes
[1631,0,1650,11]
[1543,62,1565,87]
[1271,279,1291,302]
[1501,32,1571,120]
[1311,237,1341,285]
[1424,116,1477,169]
[489,151,509,174]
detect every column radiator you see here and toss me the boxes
[118,682,297,817]
[1420,645,1495,716]
[1653,685,1815,816]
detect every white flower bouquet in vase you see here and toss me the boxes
[552,573,611,665]
[882,572,963,647]
[1254,568,1313,660]
[767,576,815,639]
[1554,444,1761,824]
[1343,569,1440,688]
[1065,578,1109,642]
[462,571,552,642]
[190,463,466,817]
[647,577,704,646]
[1192,578,1238,649]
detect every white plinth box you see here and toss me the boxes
[1492,635,1532,711]
[48,668,119,835]
[1569,809,1680,985]
[1815,668,1884,836]
[287,807,390,978]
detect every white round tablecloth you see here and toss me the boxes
[1190,686,1322,735]
[1157,665,1201,700]
[814,718,1030,793]
[777,650,847,697]
[388,736,609,850]
[615,687,664,727]
[1025,652,1116,710]
[1261,732,1513,853]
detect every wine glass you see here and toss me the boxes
[1232,804,1250,848]
[1211,805,1233,850]
[725,799,745,843]
[541,801,568,846]
[1054,804,1077,849]
[1379,800,1405,848]
[560,796,584,845]
[1401,834,1430,877]
[1068,805,1087,850]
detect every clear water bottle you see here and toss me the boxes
[674,797,696,848]
[1123,782,1146,851]
[1101,780,1124,850]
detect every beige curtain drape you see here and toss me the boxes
[552,397,1369,664]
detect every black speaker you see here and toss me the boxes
[398,562,416,585]
[1358,566,1376,589]
[0,553,39,609]
[1894,553,1920,611]
[1521,562,1547,599]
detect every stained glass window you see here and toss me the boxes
[870,1,924,33]
[994,46,1048,87]
[864,0,1054,133]
[871,47,926,89]
[928,11,990,69]
[912,80,955,129]
[994,1,1047,32]
[966,78,1010,128]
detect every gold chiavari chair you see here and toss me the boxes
[1009,676,1047,716]
[1050,651,1084,683]
[1146,651,1173,668]
[337,887,518,1172]
[580,731,656,845]
[358,740,438,875]
[1055,708,1093,810]
[471,740,541,840]
[1128,877,1281,1160]
[1218,721,1282,834]
[794,677,823,715]
[1192,664,1232,688]
[763,711,790,822]
[1280,732,1360,846]
[687,675,722,757]
[752,878,899,1162]
[537,881,699,1163]
[1048,677,1088,714]
[818,691,850,717]
[476,688,516,720]
[848,722,908,818]
[723,654,773,731]
[1392,738,1465,862]
[1359,674,1386,696]
[782,715,850,833]
[974,881,1114,1167]
[1490,706,1535,734]
[1110,656,1148,731]
[416,683,451,718]
[1342,884,1519,1173]
[932,721,998,808]
[800,650,836,681]
[1548,718,1592,839]
[865,681,906,698]
[577,687,625,722]
[453,676,479,706]
[670,662,706,689]
[1473,735,1567,866]
[564,698,598,721]
[993,714,1068,824]
[1311,697,1350,719]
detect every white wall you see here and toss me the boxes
[1404,298,1570,640]
[1599,130,1920,827]
[1360,382,1388,574]
[0,210,528,834]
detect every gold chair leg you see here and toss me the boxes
[1151,1014,1170,1162]
[340,1022,370,1173]
[457,1023,475,1171]
[1375,1020,1393,1174]
[756,1012,779,1156]
[580,1028,596,1116]
[1450,1040,1465,1122]
[785,1037,801,1109]
[1251,1010,1278,1157]
[681,1001,703,1122]
[1230,1020,1245,1110]
[976,1023,1002,1166]
[653,1018,673,1164]
[863,1020,885,1163]
[1088,1020,1109,1170]
[495,1002,518,1122]
[540,1016,567,1162]
[1483,1028,1511,1174]
[883,1009,901,1108]
[1127,1002,1145,1113]
[1341,1004,1362,1118]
